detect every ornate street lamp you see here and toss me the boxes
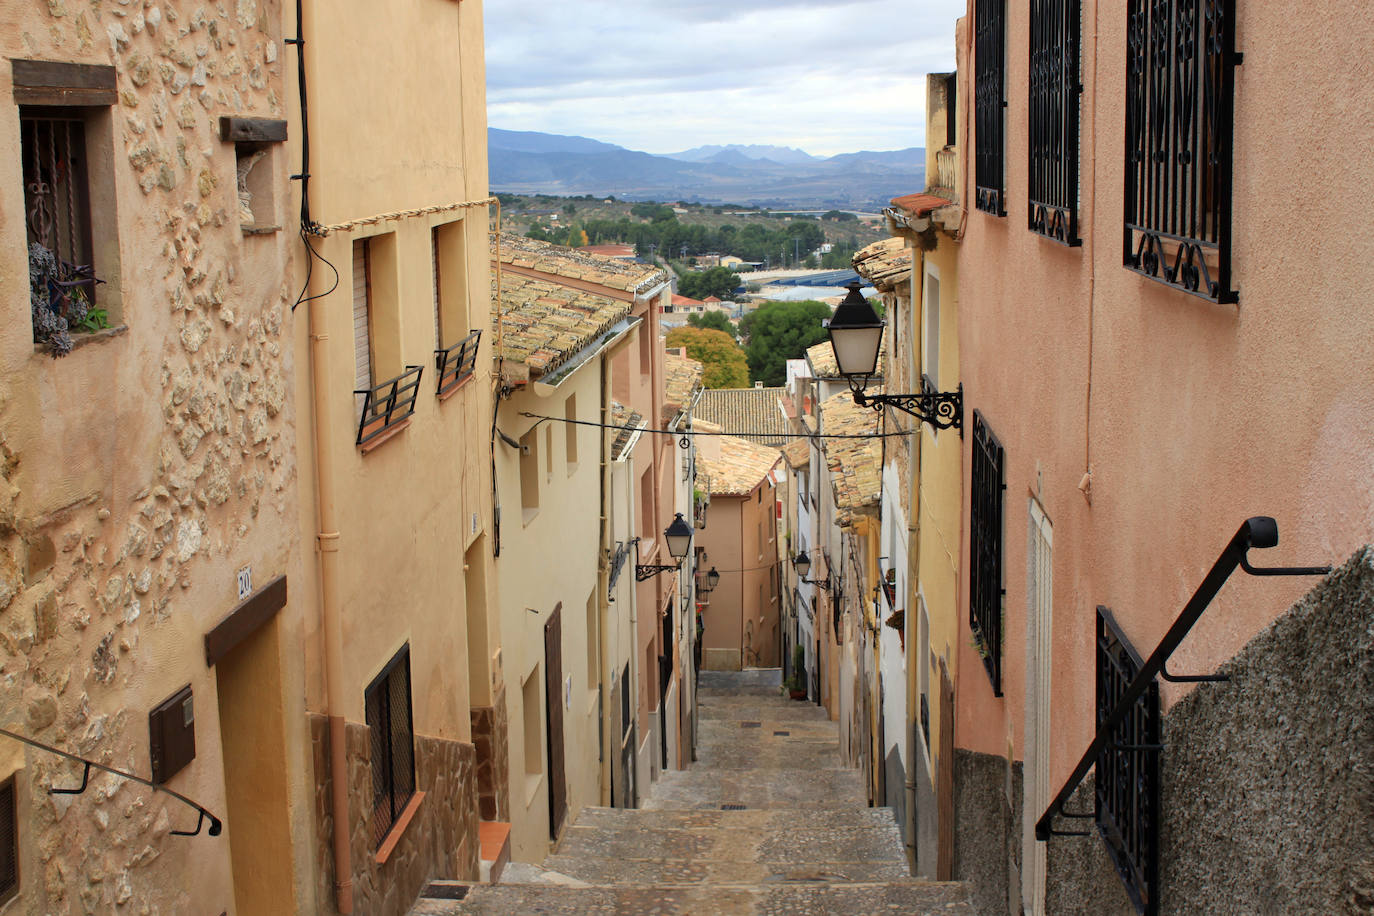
[827,281,963,432]
[637,513,694,581]
[704,567,721,592]
[792,550,831,589]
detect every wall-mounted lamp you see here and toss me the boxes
[792,550,831,589]
[636,513,694,581]
[827,281,963,432]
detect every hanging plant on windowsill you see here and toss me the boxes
[28,242,106,357]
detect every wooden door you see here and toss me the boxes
[544,605,567,838]
[937,657,955,880]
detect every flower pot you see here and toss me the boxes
[789,688,807,701]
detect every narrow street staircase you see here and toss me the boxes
[416,669,972,914]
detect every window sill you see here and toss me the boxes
[374,791,426,866]
[436,371,474,402]
[34,323,128,358]
[240,224,281,236]
[358,418,410,455]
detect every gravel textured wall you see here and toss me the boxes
[954,748,1021,916]
[1042,547,1373,915]
[1158,546,1373,915]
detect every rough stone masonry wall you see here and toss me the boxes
[954,748,1024,916]
[311,717,480,916]
[471,689,510,823]
[0,2,291,913]
[1044,547,1374,915]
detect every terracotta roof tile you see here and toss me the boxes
[491,268,632,380]
[852,237,911,292]
[496,233,665,294]
[695,387,791,446]
[663,353,704,425]
[889,192,953,218]
[698,436,782,496]
[818,389,883,523]
[610,402,644,460]
[781,437,812,469]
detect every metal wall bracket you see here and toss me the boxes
[852,382,963,432]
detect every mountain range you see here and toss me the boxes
[488,129,925,211]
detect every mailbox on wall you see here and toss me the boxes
[149,685,195,784]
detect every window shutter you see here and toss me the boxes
[353,239,373,417]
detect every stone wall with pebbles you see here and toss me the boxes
[0,1,298,912]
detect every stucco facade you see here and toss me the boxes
[288,0,500,912]
[942,2,1374,912]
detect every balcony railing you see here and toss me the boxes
[434,329,481,399]
[1035,517,1329,915]
[356,365,423,447]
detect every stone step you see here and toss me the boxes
[537,853,912,885]
[572,805,902,833]
[641,767,868,810]
[699,703,833,722]
[555,821,905,863]
[427,880,974,915]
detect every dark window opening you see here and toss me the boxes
[974,0,1007,216]
[365,645,415,848]
[1028,0,1082,245]
[0,775,16,905]
[22,108,99,355]
[969,410,1005,695]
[1095,607,1160,914]
[1123,0,1238,302]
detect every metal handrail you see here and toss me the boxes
[1035,516,1330,843]
[0,726,221,837]
[355,365,423,446]
[434,329,481,398]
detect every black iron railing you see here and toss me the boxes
[975,0,1007,216]
[1028,0,1082,245]
[1095,607,1160,913]
[434,329,481,398]
[355,365,423,447]
[1035,517,1330,915]
[1123,0,1239,302]
[970,411,1005,695]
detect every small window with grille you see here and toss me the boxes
[974,0,1007,216]
[970,410,1005,695]
[365,645,415,849]
[1028,0,1082,245]
[1,774,18,905]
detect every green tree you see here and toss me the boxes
[665,327,749,389]
[686,310,736,338]
[678,266,741,300]
[738,299,832,386]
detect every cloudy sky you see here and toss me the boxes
[483,0,967,157]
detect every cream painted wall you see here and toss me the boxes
[494,362,604,862]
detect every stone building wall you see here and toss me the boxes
[1,1,297,913]
[311,717,481,916]
[471,689,510,823]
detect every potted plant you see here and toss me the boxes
[28,242,105,357]
[785,645,807,700]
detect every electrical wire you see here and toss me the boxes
[517,411,915,441]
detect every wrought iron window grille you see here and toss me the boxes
[434,328,481,398]
[1123,0,1240,302]
[970,411,1006,696]
[1035,518,1330,915]
[355,365,423,447]
[1095,607,1161,914]
[975,0,1008,216]
[1028,0,1083,246]
[365,645,415,849]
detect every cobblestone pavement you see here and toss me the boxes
[411,669,972,914]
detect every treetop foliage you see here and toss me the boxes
[686,310,736,338]
[738,299,832,387]
[664,327,750,389]
[677,266,741,300]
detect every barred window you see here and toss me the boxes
[1095,608,1160,913]
[365,645,415,848]
[1,775,17,904]
[969,411,1005,695]
[1124,0,1239,302]
[974,0,1007,216]
[1028,0,1082,245]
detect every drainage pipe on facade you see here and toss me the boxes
[597,353,612,806]
[903,249,927,876]
[293,0,352,907]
